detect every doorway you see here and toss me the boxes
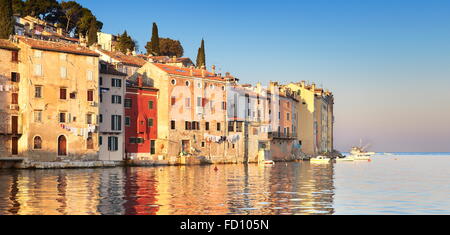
[11,116,18,134]
[11,137,18,155]
[58,135,67,156]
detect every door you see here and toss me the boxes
[182,140,190,153]
[58,135,67,156]
[11,137,18,155]
[11,116,18,134]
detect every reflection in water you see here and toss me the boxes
[0,162,335,215]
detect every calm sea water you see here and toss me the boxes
[0,153,449,215]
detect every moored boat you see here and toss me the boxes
[310,156,331,164]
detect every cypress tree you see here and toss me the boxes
[87,20,97,46]
[150,22,160,55]
[196,39,206,68]
[0,0,14,39]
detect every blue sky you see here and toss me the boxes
[75,0,450,152]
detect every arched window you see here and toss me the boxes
[34,136,42,150]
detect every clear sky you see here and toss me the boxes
[75,0,450,152]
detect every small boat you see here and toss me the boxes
[310,156,331,164]
[335,156,355,162]
[264,160,275,165]
[349,147,374,161]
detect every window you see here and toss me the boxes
[185,121,191,130]
[86,113,93,124]
[60,88,67,100]
[99,114,103,123]
[201,142,205,148]
[222,102,227,110]
[197,97,202,107]
[228,121,234,132]
[171,120,176,130]
[87,70,93,81]
[111,115,122,131]
[125,117,130,126]
[70,92,76,99]
[148,118,154,127]
[185,98,191,108]
[99,77,103,86]
[236,122,243,132]
[217,122,221,131]
[171,79,177,85]
[87,136,94,150]
[111,78,122,87]
[34,110,42,123]
[11,93,18,105]
[59,112,66,123]
[99,136,102,146]
[34,64,42,76]
[205,122,210,131]
[34,50,42,58]
[112,95,122,104]
[33,136,42,150]
[171,96,176,106]
[287,113,290,121]
[129,137,144,144]
[124,99,132,108]
[87,57,94,65]
[60,67,67,78]
[108,137,119,152]
[12,51,18,62]
[148,101,154,109]
[150,140,156,155]
[185,81,190,87]
[11,72,20,82]
[87,90,94,102]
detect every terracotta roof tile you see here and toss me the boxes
[18,36,98,56]
[0,39,19,51]
[153,63,224,81]
[99,49,146,67]
[100,62,127,76]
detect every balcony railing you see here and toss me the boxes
[267,132,297,140]
[0,124,22,135]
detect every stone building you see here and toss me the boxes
[124,76,159,160]
[16,36,100,161]
[0,40,21,157]
[131,63,240,164]
[99,61,127,161]
[96,49,146,78]
[286,81,334,155]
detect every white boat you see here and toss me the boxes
[264,160,275,165]
[335,156,355,162]
[310,156,331,164]
[349,147,374,161]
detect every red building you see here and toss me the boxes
[125,77,159,160]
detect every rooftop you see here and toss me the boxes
[18,36,98,57]
[0,39,19,51]
[153,63,224,81]
[98,49,147,67]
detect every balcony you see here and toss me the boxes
[268,132,297,140]
[0,124,23,136]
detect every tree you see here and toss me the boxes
[196,39,206,68]
[75,7,102,37]
[0,0,14,39]
[146,37,184,57]
[146,22,160,56]
[12,0,25,16]
[115,31,135,54]
[60,1,82,33]
[87,19,97,46]
[24,0,60,21]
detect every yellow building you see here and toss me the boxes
[0,39,20,157]
[286,81,334,155]
[16,36,100,161]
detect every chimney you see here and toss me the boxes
[56,27,63,36]
[201,65,206,78]
[211,65,216,75]
[172,56,177,63]
[301,80,306,88]
[189,66,194,76]
[138,76,143,87]
[311,83,316,92]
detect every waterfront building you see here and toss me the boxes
[16,36,100,161]
[96,49,146,78]
[124,76,159,160]
[131,63,235,163]
[97,32,118,52]
[0,40,21,157]
[99,61,127,161]
[285,82,334,155]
